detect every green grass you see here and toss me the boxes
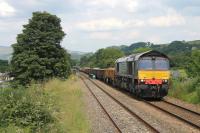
[169,77,200,104]
[0,75,90,133]
[44,76,90,133]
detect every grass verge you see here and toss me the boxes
[44,75,90,133]
[0,75,89,133]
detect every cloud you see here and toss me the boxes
[0,0,15,16]
[76,18,126,31]
[85,0,139,13]
[0,0,199,52]
[126,31,140,39]
[89,32,113,40]
[87,0,118,8]
[147,36,162,43]
[126,0,139,12]
[148,9,185,27]
[76,18,145,31]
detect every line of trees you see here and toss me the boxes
[80,41,200,78]
[80,47,124,68]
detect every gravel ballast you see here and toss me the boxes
[78,77,117,133]
[93,78,200,133]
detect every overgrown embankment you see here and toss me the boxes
[0,75,89,132]
[44,76,89,133]
[169,77,200,104]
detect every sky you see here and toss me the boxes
[0,0,200,52]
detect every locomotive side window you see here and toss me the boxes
[132,62,134,75]
[119,62,127,74]
[128,62,132,75]
[117,63,119,72]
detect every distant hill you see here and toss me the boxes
[0,46,88,61]
[187,40,200,45]
[1,40,199,61]
[0,46,12,60]
[67,50,89,61]
[113,40,200,55]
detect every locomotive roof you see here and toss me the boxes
[115,50,168,63]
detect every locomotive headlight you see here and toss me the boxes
[140,79,145,82]
[163,79,168,83]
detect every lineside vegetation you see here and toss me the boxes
[0,11,90,132]
[0,75,89,132]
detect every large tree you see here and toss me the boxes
[11,11,71,85]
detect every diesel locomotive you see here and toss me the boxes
[82,50,170,98]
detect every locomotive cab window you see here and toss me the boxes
[138,57,169,70]
[138,58,153,70]
[155,58,169,70]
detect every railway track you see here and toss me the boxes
[80,74,159,133]
[80,76,122,133]
[93,78,200,130]
[145,100,200,129]
[162,99,200,116]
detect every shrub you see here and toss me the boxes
[169,77,200,104]
[0,84,56,132]
[196,85,200,102]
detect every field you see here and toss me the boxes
[0,75,89,133]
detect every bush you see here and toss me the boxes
[0,84,57,132]
[196,85,200,102]
[169,77,200,104]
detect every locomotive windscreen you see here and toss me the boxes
[155,59,169,70]
[138,57,169,70]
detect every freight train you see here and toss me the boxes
[81,50,170,98]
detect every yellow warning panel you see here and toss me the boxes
[138,70,170,79]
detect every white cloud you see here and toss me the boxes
[0,19,26,30]
[127,31,140,39]
[148,9,185,27]
[147,36,162,43]
[76,18,125,31]
[126,0,139,12]
[0,0,15,16]
[76,18,145,31]
[89,32,113,40]
[85,0,139,12]
[87,0,118,8]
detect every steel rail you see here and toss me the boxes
[144,100,200,130]
[162,99,200,116]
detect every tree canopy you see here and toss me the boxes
[11,11,71,85]
[80,48,124,68]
